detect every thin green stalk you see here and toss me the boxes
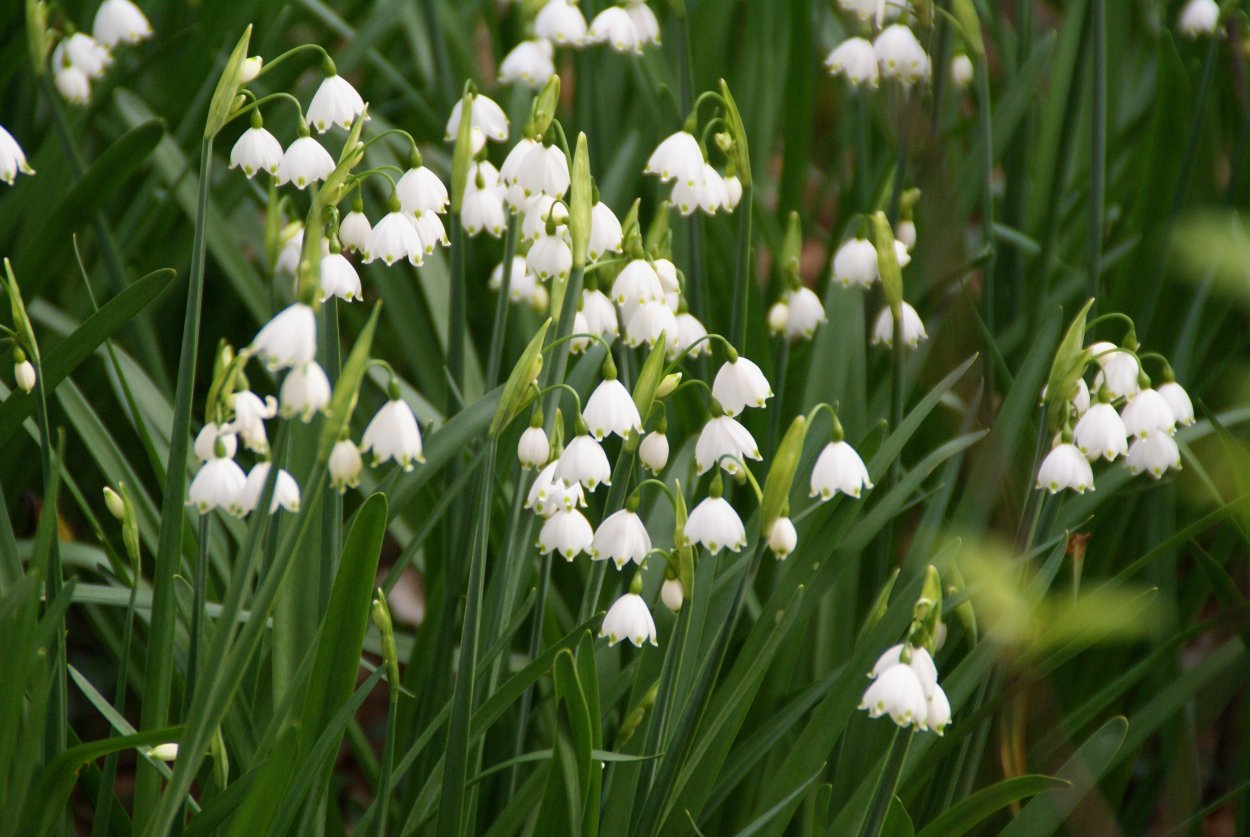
[578,448,638,624]
[183,516,210,718]
[976,52,997,393]
[674,4,707,321]
[134,138,214,829]
[485,214,519,390]
[375,684,401,836]
[320,301,343,614]
[767,336,790,459]
[448,215,467,414]
[508,547,553,797]
[856,728,913,837]
[729,185,753,348]
[90,562,142,837]
[1088,0,1106,301]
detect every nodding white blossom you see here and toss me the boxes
[226,391,277,454]
[274,228,329,277]
[444,94,510,143]
[860,662,927,728]
[657,257,683,299]
[768,301,790,336]
[724,174,743,209]
[0,126,35,185]
[528,232,573,280]
[589,201,624,260]
[536,0,589,45]
[329,438,363,491]
[592,508,652,569]
[1120,389,1176,440]
[810,440,873,500]
[409,211,449,254]
[893,239,912,269]
[229,125,284,178]
[896,219,917,251]
[825,37,880,87]
[612,259,664,307]
[1072,378,1092,416]
[521,193,568,240]
[833,238,878,288]
[696,415,762,475]
[539,508,595,560]
[362,397,425,471]
[871,644,937,698]
[250,303,317,371]
[768,516,798,559]
[570,311,593,354]
[639,430,669,473]
[14,358,36,392]
[556,432,612,491]
[501,138,539,192]
[240,463,301,515]
[874,25,931,85]
[188,457,247,516]
[589,6,646,54]
[307,74,367,133]
[396,166,450,217]
[871,302,928,349]
[1074,402,1128,462]
[625,1,661,46]
[63,33,113,79]
[278,135,335,189]
[684,495,747,555]
[194,423,238,462]
[527,461,585,516]
[516,142,570,199]
[672,163,730,216]
[625,300,679,354]
[365,210,424,266]
[712,356,773,416]
[600,593,658,647]
[950,54,974,88]
[280,361,331,421]
[583,379,643,441]
[500,40,556,89]
[54,63,91,105]
[461,163,507,237]
[1088,342,1140,399]
[1125,433,1181,479]
[1036,442,1094,494]
[676,312,710,357]
[517,424,550,469]
[661,577,684,612]
[1158,381,1195,427]
[320,251,362,302]
[93,0,153,47]
[785,287,827,339]
[645,131,705,187]
[492,258,543,307]
[581,289,619,340]
[1178,0,1220,37]
[925,684,952,734]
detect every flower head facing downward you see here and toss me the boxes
[556,430,612,491]
[229,124,284,179]
[227,391,278,454]
[13,355,36,393]
[536,0,589,45]
[444,94,509,143]
[0,126,35,185]
[250,303,317,371]
[639,429,669,474]
[871,302,928,349]
[279,361,332,421]
[695,414,761,476]
[277,134,335,190]
[1178,0,1220,37]
[1120,388,1176,440]
[526,461,585,517]
[1073,402,1128,462]
[362,392,425,471]
[307,72,367,133]
[329,439,363,492]
[1125,433,1181,479]
[860,663,927,728]
[93,0,153,47]
[684,492,746,555]
[538,508,595,560]
[711,355,772,416]
[583,376,643,441]
[833,238,878,288]
[365,209,425,266]
[592,508,652,569]
[188,457,248,516]
[825,37,879,87]
[600,592,658,647]
[239,463,301,515]
[1036,442,1094,494]
[768,516,797,559]
[810,440,873,500]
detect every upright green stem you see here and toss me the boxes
[857,728,913,837]
[767,336,790,458]
[1088,0,1106,302]
[485,214,519,390]
[133,138,214,828]
[375,684,401,836]
[729,185,753,348]
[508,544,553,796]
[320,301,343,613]
[976,53,997,394]
[184,516,210,717]
[448,216,467,414]
[31,361,65,767]
[91,558,142,837]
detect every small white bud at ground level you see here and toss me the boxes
[768,517,797,559]
[600,593,658,647]
[639,431,669,473]
[661,578,684,612]
[949,54,974,89]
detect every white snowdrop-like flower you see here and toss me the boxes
[0,126,35,185]
[490,256,526,293]
[409,211,449,254]
[684,495,746,555]
[768,516,797,559]
[444,94,510,142]
[870,302,928,349]
[365,211,424,266]
[239,463,301,515]
[612,259,664,306]
[645,130,705,187]
[501,138,539,191]
[950,54,974,88]
[14,358,36,392]
[320,251,362,302]
[1073,377,1091,416]
[194,423,237,462]
[712,356,772,416]
[53,59,91,105]
[570,311,593,355]
[661,577,684,612]
[500,40,556,89]
[528,232,573,280]
[227,391,278,454]
[93,0,153,47]
[625,1,661,46]
[329,438,363,491]
[825,37,879,87]
[1120,389,1176,440]
[589,6,645,54]
[810,440,873,500]
[600,593,658,647]
[277,135,335,189]
[539,508,595,560]
[1073,402,1128,462]
[339,210,372,254]
[581,289,619,340]
[527,461,585,517]
[696,415,762,476]
[556,432,612,491]
[768,302,789,336]
[280,361,331,421]
[639,430,669,473]
[521,193,568,240]
[860,663,927,728]
[229,125,283,178]
[517,424,550,469]
[833,238,878,288]
[1088,342,1140,399]
[925,684,952,734]
[896,219,917,251]
[893,239,911,268]
[583,378,643,440]
[592,508,652,569]
[1158,381,1195,426]
[625,301,679,354]
[147,743,179,762]
[188,457,247,516]
[672,163,729,216]
[250,303,316,371]
[655,255,679,296]
[838,0,907,25]
[724,174,743,210]
[1125,433,1181,479]
[63,33,113,79]
[362,397,425,471]
[1036,442,1094,494]
[397,166,450,216]
[536,0,589,45]
[307,74,367,133]
[517,142,570,199]
[676,312,710,357]
[461,165,507,237]
[589,201,624,260]
[874,25,931,85]
[1178,0,1220,37]
[785,287,826,339]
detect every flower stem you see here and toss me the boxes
[1088,0,1106,302]
[485,214,519,391]
[374,677,401,836]
[31,355,65,765]
[448,214,466,415]
[183,516,210,717]
[729,184,753,348]
[857,727,913,837]
[320,301,343,612]
[975,50,997,395]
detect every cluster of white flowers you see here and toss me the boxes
[859,641,951,734]
[50,0,153,105]
[824,1,930,89]
[830,216,928,351]
[644,130,742,217]
[498,0,660,87]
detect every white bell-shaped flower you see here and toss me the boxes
[227,391,278,454]
[445,94,509,142]
[491,256,527,294]
[785,287,826,339]
[1120,388,1176,440]
[194,423,237,462]
[768,516,798,559]
[409,211,449,254]
[527,461,585,517]
[362,397,425,471]
[339,210,372,254]
[63,33,112,79]
[767,301,790,336]
[676,313,710,357]
[461,164,507,237]
[1125,433,1181,479]
[612,259,664,306]
[949,54,974,89]
[1073,402,1128,462]
[724,174,743,209]
[625,1,661,45]
[0,126,35,185]
[1072,377,1092,416]
[925,684,952,734]
[539,508,595,560]
[397,165,450,216]
[521,193,567,239]
[528,232,573,281]
[54,60,91,106]
[583,378,643,440]
[329,438,363,491]
[250,303,317,371]
[536,0,589,45]
[92,0,153,47]
[1088,342,1141,399]
[645,130,704,187]
[581,289,619,340]
[860,663,927,728]
[655,257,680,295]
[1178,0,1220,37]
[501,138,539,193]
[712,356,772,416]
[556,431,612,491]
[833,238,878,288]
[278,135,335,189]
[897,219,917,251]
[589,7,645,54]
[684,494,746,555]
[592,508,652,569]
[517,424,550,469]
[320,251,362,302]
[639,430,669,474]
[570,311,593,355]
[696,415,761,475]
[239,56,264,84]
[871,302,928,349]
[1036,442,1094,494]
[838,0,906,25]
[589,201,624,260]
[188,457,247,516]
[874,25,931,85]
[810,440,873,500]
[600,593,658,647]
[280,361,331,421]
[661,577,684,612]
[517,142,570,199]
[625,300,678,353]
[365,210,424,266]
[1158,381,1195,426]
[499,40,555,89]
[672,163,729,216]
[239,463,301,515]
[825,37,879,87]
[307,74,366,133]
[229,125,283,178]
